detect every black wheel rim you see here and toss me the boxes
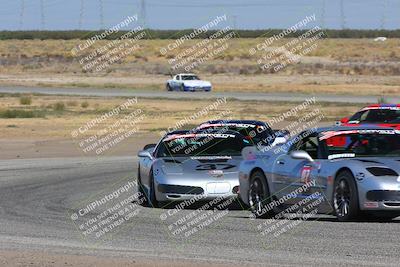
[334,179,351,218]
[249,178,264,214]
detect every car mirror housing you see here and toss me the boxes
[340,117,349,124]
[138,150,153,158]
[143,143,156,150]
[290,150,314,162]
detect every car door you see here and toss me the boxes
[272,133,321,204]
[173,75,181,90]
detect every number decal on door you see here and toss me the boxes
[300,166,312,184]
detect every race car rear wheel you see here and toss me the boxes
[333,170,360,222]
[248,170,276,219]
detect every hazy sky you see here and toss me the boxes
[0,0,399,30]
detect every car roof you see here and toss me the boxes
[162,129,245,142]
[315,125,397,133]
[361,104,400,110]
[199,120,268,127]
[177,73,197,76]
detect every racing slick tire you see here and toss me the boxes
[333,170,360,222]
[148,169,159,208]
[166,83,173,91]
[248,170,276,219]
[137,165,148,207]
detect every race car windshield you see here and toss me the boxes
[350,109,400,124]
[157,135,251,157]
[181,75,200,80]
[322,132,400,158]
[199,124,274,146]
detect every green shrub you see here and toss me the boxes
[19,95,32,105]
[53,102,65,111]
[66,101,78,106]
[81,101,89,108]
[0,109,44,118]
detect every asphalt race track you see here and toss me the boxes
[1,86,400,104]
[0,156,399,266]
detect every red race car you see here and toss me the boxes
[339,104,400,130]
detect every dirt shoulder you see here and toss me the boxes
[0,250,253,267]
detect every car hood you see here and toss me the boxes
[157,156,241,175]
[182,80,211,87]
[349,157,400,174]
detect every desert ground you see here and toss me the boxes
[0,38,399,96]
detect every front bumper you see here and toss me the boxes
[358,176,400,211]
[154,179,239,202]
[184,86,212,92]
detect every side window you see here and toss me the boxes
[290,134,319,159]
[177,75,181,80]
[349,110,368,123]
[359,110,370,122]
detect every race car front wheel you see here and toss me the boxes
[137,164,147,206]
[248,170,276,219]
[148,169,159,208]
[333,170,360,222]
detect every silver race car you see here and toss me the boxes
[239,126,400,221]
[137,129,253,207]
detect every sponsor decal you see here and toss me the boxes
[208,170,224,177]
[328,153,355,160]
[364,202,379,208]
[300,165,312,184]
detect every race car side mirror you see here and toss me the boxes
[143,143,156,150]
[138,150,153,159]
[340,117,349,124]
[290,150,314,163]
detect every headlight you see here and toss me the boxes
[366,167,398,176]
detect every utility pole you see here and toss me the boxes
[321,0,326,29]
[40,0,45,30]
[140,0,146,28]
[232,15,237,30]
[79,0,84,29]
[99,0,104,29]
[19,0,25,30]
[380,0,387,30]
[340,0,346,29]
